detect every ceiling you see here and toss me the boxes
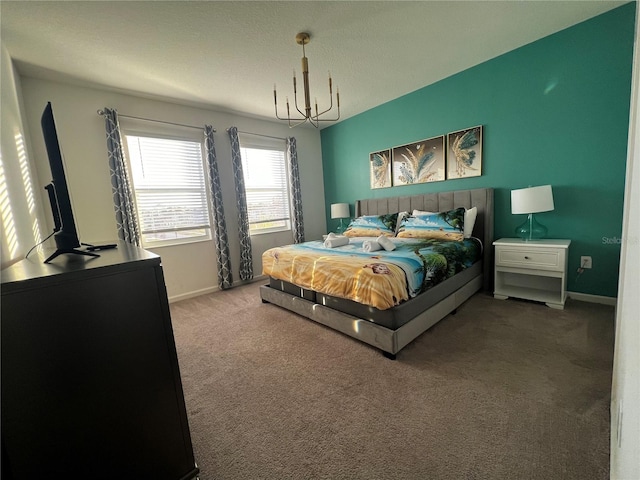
[1,1,627,128]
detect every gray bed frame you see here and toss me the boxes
[259,187,494,358]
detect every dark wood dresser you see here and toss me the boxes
[1,243,199,479]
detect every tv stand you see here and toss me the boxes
[44,247,100,263]
[82,242,118,252]
[2,243,199,479]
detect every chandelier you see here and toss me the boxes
[273,32,340,128]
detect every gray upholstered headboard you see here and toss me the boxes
[355,188,494,291]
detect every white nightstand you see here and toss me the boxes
[493,238,571,309]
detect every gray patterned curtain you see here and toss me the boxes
[204,125,233,290]
[103,108,140,246]
[287,137,305,243]
[227,127,253,281]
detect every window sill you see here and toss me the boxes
[250,229,291,236]
[142,236,212,249]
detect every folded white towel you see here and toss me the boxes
[324,236,349,248]
[377,235,396,251]
[326,232,337,239]
[362,240,382,252]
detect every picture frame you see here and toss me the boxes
[446,125,483,179]
[369,149,392,189]
[392,135,445,186]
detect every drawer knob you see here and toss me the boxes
[524,256,530,259]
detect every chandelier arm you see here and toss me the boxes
[274,89,286,120]
[291,76,307,119]
[288,117,314,128]
[313,80,335,117]
[275,103,306,121]
[314,104,334,118]
[311,115,341,122]
[311,104,340,122]
[292,91,308,119]
[274,104,288,120]
[275,88,305,121]
[274,105,288,120]
[276,112,307,122]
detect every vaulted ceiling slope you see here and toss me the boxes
[1,1,627,126]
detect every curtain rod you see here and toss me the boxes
[96,109,214,132]
[231,129,286,141]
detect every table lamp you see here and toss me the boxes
[511,185,554,241]
[330,203,350,234]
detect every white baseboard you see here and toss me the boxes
[169,286,219,303]
[567,291,617,306]
[168,275,268,304]
[171,283,616,307]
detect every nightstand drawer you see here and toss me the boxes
[496,248,564,270]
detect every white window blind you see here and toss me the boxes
[239,138,290,234]
[125,134,211,246]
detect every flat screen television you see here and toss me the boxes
[41,102,98,263]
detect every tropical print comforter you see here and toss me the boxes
[262,237,481,310]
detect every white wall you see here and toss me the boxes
[17,76,326,300]
[0,46,47,268]
[610,13,640,479]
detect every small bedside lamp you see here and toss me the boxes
[330,203,350,234]
[511,185,554,241]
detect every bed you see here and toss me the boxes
[259,187,494,358]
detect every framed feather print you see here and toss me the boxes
[447,126,483,179]
[392,135,445,186]
[369,149,392,189]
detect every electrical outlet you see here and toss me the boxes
[581,256,592,269]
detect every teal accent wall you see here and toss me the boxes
[320,3,635,298]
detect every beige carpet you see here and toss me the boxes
[170,282,614,479]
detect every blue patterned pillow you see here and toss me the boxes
[343,213,398,237]
[396,208,465,241]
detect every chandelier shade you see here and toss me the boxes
[274,32,340,128]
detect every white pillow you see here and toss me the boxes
[412,209,435,216]
[413,207,477,238]
[464,207,477,238]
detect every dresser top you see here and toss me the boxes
[1,242,160,291]
[493,238,571,248]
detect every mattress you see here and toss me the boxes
[263,236,482,313]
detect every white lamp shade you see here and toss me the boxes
[511,185,554,214]
[331,203,350,219]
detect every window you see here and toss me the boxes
[239,137,290,235]
[124,134,211,247]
